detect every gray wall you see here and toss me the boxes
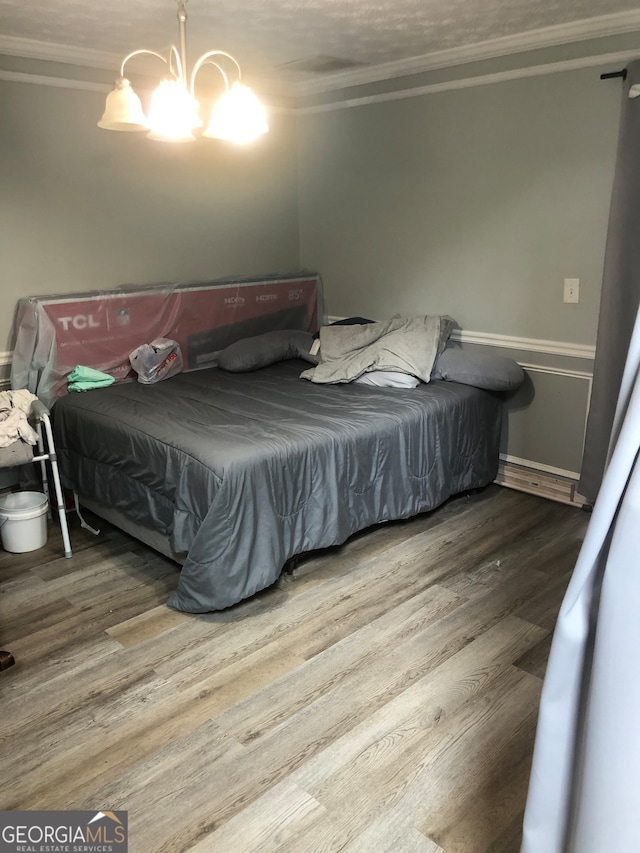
[0,73,301,358]
[297,64,623,478]
[0,47,630,481]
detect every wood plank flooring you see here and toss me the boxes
[0,485,588,852]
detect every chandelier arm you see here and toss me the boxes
[120,49,170,79]
[195,60,229,91]
[168,44,186,83]
[190,50,242,96]
[177,0,188,78]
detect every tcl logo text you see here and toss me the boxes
[57,314,100,331]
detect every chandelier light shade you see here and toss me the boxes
[146,79,201,142]
[98,78,149,132]
[98,0,269,144]
[203,81,270,142]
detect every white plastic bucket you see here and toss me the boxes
[0,491,48,553]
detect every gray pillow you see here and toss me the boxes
[218,330,318,373]
[432,347,524,391]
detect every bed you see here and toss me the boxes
[51,357,504,612]
[12,274,517,613]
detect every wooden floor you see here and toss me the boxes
[0,485,587,852]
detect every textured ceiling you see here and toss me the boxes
[1,0,640,85]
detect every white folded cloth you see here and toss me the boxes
[0,389,39,448]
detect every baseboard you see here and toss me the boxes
[495,460,586,507]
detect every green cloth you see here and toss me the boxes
[67,365,115,392]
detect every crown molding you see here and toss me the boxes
[0,34,123,70]
[0,69,109,92]
[0,34,292,98]
[2,49,633,113]
[0,67,294,105]
[296,48,640,114]
[2,9,639,101]
[294,9,640,96]
[0,10,640,96]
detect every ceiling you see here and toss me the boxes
[1,0,640,91]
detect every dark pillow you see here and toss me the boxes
[218,330,318,372]
[432,347,524,391]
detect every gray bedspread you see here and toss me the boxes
[52,360,503,613]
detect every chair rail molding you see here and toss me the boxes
[450,330,595,360]
[326,320,596,361]
[3,332,595,374]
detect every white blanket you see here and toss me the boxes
[300,315,455,385]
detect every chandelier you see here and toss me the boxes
[98,0,269,144]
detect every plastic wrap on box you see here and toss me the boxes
[11,272,324,407]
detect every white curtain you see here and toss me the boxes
[521,303,640,852]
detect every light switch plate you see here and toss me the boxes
[564,278,580,303]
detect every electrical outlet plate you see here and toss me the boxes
[564,278,580,303]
